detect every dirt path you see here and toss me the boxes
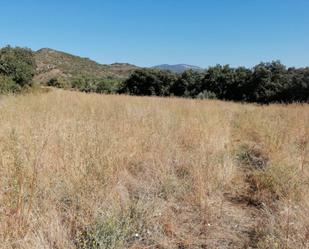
[206,202,259,248]
[203,113,266,249]
[205,175,262,249]
[0,96,6,107]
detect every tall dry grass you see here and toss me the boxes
[0,90,308,249]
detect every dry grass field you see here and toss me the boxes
[0,90,308,249]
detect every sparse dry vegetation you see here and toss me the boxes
[34,48,138,85]
[0,90,308,249]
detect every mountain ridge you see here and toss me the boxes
[153,64,203,73]
[34,48,204,84]
[34,48,139,84]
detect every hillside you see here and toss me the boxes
[34,48,138,84]
[153,64,203,73]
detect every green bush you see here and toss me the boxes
[47,77,69,89]
[75,204,148,249]
[250,164,304,204]
[71,75,98,92]
[196,90,217,99]
[236,144,268,170]
[96,79,121,94]
[0,74,21,93]
[0,46,36,88]
[71,75,121,94]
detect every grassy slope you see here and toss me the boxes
[34,48,138,84]
[0,90,308,249]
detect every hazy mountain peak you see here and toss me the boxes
[153,64,203,73]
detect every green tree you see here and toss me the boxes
[119,69,176,96]
[171,70,203,97]
[251,61,287,103]
[0,46,36,87]
[229,67,252,101]
[284,67,309,102]
[202,65,235,99]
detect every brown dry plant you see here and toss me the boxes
[0,90,308,249]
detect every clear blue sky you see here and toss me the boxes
[1,0,309,68]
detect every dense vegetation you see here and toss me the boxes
[48,61,309,103]
[0,45,308,103]
[0,46,36,93]
[120,61,309,103]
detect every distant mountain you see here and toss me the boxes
[34,48,138,84]
[153,64,203,73]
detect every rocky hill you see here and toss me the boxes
[34,48,138,84]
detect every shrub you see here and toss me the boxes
[71,75,120,94]
[96,78,121,94]
[47,77,67,88]
[196,90,217,99]
[0,74,21,93]
[250,164,304,204]
[75,203,148,249]
[71,75,98,92]
[0,46,36,88]
[236,143,268,170]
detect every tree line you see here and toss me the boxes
[119,62,309,103]
[0,46,308,103]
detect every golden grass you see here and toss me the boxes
[0,90,308,249]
